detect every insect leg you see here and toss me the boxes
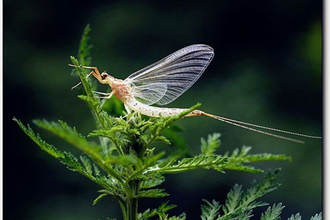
[92,91,114,99]
[93,91,112,95]
[69,64,107,85]
[124,104,132,114]
[71,71,96,90]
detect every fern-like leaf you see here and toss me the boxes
[310,213,322,220]
[14,118,64,159]
[201,133,221,156]
[138,202,179,219]
[287,213,301,220]
[33,119,101,157]
[154,155,228,174]
[13,118,124,193]
[137,189,169,198]
[223,146,291,173]
[77,24,93,67]
[235,210,253,220]
[201,200,221,220]
[139,172,165,189]
[223,184,244,214]
[260,203,284,220]
[201,170,281,220]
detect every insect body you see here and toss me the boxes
[70,44,321,143]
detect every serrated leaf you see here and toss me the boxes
[168,214,186,220]
[138,201,177,219]
[260,203,285,220]
[223,163,264,174]
[236,210,253,220]
[139,172,165,189]
[154,135,171,145]
[127,152,166,181]
[202,170,282,220]
[13,118,121,190]
[245,154,291,162]
[78,24,93,67]
[310,213,322,220]
[201,133,221,156]
[32,119,107,160]
[32,119,124,183]
[137,189,169,198]
[80,155,93,174]
[223,184,243,214]
[287,214,301,220]
[13,118,63,157]
[154,155,229,174]
[201,200,221,220]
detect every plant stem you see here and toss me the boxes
[127,180,140,220]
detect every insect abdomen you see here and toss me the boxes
[125,98,188,117]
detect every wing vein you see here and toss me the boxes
[125,44,214,105]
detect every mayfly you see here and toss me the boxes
[70,44,321,144]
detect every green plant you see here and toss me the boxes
[14,25,322,220]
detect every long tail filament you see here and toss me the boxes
[197,111,321,144]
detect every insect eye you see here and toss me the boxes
[101,72,109,78]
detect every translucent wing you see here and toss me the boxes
[125,44,214,105]
[131,82,167,105]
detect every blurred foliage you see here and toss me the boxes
[4,0,321,219]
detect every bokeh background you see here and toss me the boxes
[4,1,322,219]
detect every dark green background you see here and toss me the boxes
[4,1,322,219]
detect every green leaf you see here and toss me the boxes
[127,152,166,181]
[32,119,126,185]
[222,163,263,174]
[80,155,93,175]
[137,189,169,198]
[155,155,229,174]
[33,119,101,156]
[245,153,291,162]
[287,213,301,220]
[260,203,285,220]
[201,133,221,156]
[235,210,253,220]
[139,172,165,189]
[310,213,322,220]
[223,146,291,173]
[78,24,93,67]
[13,118,121,191]
[70,24,93,86]
[168,214,187,220]
[13,118,64,159]
[138,202,178,219]
[223,184,243,214]
[201,200,221,220]
[201,170,282,220]
[93,193,109,205]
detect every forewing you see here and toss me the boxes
[125,44,214,105]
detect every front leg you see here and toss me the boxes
[69,64,108,85]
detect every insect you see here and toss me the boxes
[70,44,321,143]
